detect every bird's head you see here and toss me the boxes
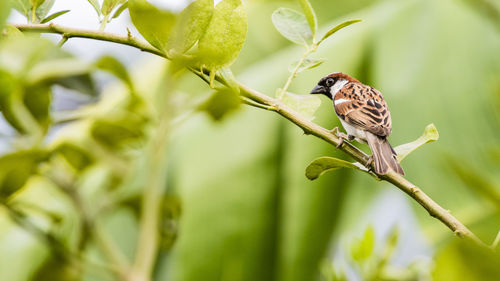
[310,72,359,99]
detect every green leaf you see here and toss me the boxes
[0,82,51,133]
[167,0,214,56]
[112,1,128,19]
[29,0,44,7]
[10,0,31,19]
[271,7,312,47]
[91,117,147,149]
[129,0,176,51]
[0,69,18,110]
[199,88,241,121]
[54,74,97,97]
[198,0,247,70]
[1,25,23,39]
[87,0,101,16]
[318,19,361,45]
[394,123,439,162]
[298,0,317,39]
[40,9,69,23]
[0,32,55,75]
[95,56,133,90]
[27,52,94,98]
[289,57,325,73]
[53,143,94,171]
[382,227,399,260]
[34,0,54,22]
[23,85,51,129]
[25,58,92,85]
[219,67,239,93]
[0,1,11,27]
[0,150,47,198]
[281,91,321,121]
[102,0,126,16]
[305,156,360,180]
[350,226,375,262]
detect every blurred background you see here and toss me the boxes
[1,0,500,280]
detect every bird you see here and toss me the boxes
[310,72,404,175]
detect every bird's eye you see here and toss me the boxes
[325,78,335,87]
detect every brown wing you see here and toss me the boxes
[334,83,392,137]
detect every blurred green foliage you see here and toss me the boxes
[0,0,499,281]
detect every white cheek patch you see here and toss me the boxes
[334,98,350,105]
[329,79,348,96]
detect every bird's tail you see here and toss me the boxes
[365,132,404,176]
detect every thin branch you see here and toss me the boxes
[278,46,316,99]
[14,23,166,58]
[238,83,489,248]
[241,96,276,111]
[99,14,110,32]
[58,35,69,47]
[11,23,494,248]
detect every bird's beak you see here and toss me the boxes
[310,85,327,95]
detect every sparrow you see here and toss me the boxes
[310,72,404,175]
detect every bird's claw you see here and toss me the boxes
[336,138,344,149]
[330,127,353,149]
[365,155,374,172]
[330,127,340,135]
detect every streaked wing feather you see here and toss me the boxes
[334,84,392,137]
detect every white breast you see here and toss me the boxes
[339,118,367,143]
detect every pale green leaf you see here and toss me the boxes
[129,0,176,51]
[10,0,52,22]
[87,0,101,16]
[95,56,133,90]
[394,123,439,162]
[318,19,361,45]
[350,226,375,262]
[305,156,359,180]
[198,0,247,70]
[55,74,97,97]
[10,0,31,19]
[1,25,24,38]
[167,0,214,56]
[26,58,92,85]
[29,0,45,8]
[199,88,240,121]
[1,1,12,27]
[219,67,239,93]
[281,91,321,121]
[53,142,94,171]
[271,7,312,47]
[91,117,147,149]
[112,1,128,19]
[298,0,317,39]
[34,0,54,22]
[382,227,399,261]
[0,150,47,198]
[102,0,126,16]
[289,57,325,73]
[40,9,69,23]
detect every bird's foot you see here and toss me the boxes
[365,155,374,172]
[330,127,354,148]
[330,126,340,135]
